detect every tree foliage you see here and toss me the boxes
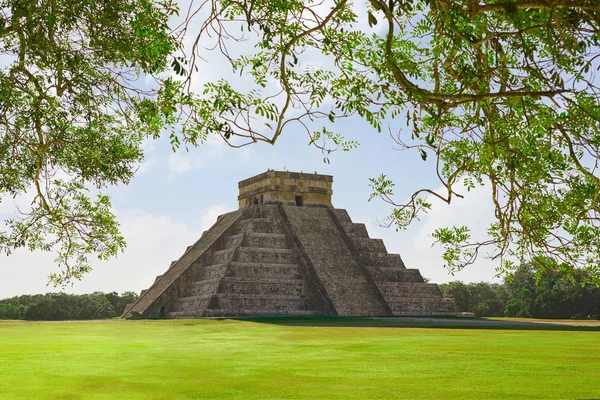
[0,291,138,320]
[440,280,509,316]
[173,0,600,284]
[440,262,600,319]
[0,303,20,319]
[0,0,178,284]
[504,261,600,318]
[3,0,600,284]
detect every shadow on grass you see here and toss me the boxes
[239,316,600,331]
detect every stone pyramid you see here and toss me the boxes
[122,171,458,318]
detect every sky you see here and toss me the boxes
[0,1,502,298]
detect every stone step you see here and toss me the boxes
[340,223,369,238]
[185,276,307,297]
[360,252,405,267]
[211,247,296,264]
[352,237,387,252]
[210,248,236,264]
[377,282,442,297]
[203,308,322,317]
[332,208,352,223]
[224,232,288,249]
[166,310,208,318]
[217,277,306,296]
[186,278,220,295]
[243,204,281,219]
[367,267,424,283]
[236,247,296,264]
[236,218,285,234]
[209,293,313,311]
[386,297,458,315]
[172,294,213,312]
[223,234,244,249]
[199,263,228,279]
[223,262,302,279]
[200,262,302,280]
[176,293,214,302]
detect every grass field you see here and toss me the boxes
[1,318,599,399]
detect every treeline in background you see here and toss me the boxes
[0,292,137,320]
[440,263,600,319]
[1,262,599,320]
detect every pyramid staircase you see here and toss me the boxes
[332,209,458,316]
[159,207,326,318]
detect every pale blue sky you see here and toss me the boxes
[0,1,501,298]
[0,109,499,298]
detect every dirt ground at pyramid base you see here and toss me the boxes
[1,317,599,399]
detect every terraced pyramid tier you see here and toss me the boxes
[123,205,457,318]
[122,171,458,318]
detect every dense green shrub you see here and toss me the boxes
[0,304,21,319]
[441,263,600,319]
[1,291,138,321]
[24,298,64,321]
[23,293,114,321]
[505,299,527,318]
[505,265,600,320]
[440,281,510,317]
[104,291,138,316]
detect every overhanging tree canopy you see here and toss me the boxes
[2,0,600,285]
[0,0,178,284]
[177,0,600,283]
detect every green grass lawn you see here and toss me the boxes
[1,318,599,399]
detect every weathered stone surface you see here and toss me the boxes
[282,206,390,316]
[368,267,425,283]
[387,298,458,315]
[333,207,457,316]
[238,170,333,208]
[122,171,458,318]
[121,209,243,318]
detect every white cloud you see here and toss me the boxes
[0,204,232,298]
[166,136,227,178]
[167,151,198,175]
[0,54,17,70]
[136,138,158,176]
[0,189,36,225]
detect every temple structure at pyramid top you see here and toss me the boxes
[238,170,333,208]
[122,170,458,319]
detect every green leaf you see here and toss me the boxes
[368,11,377,27]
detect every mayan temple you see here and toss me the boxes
[122,171,458,318]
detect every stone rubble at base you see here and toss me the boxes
[122,171,458,319]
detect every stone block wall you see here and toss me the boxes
[282,206,390,316]
[238,170,333,208]
[330,208,458,316]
